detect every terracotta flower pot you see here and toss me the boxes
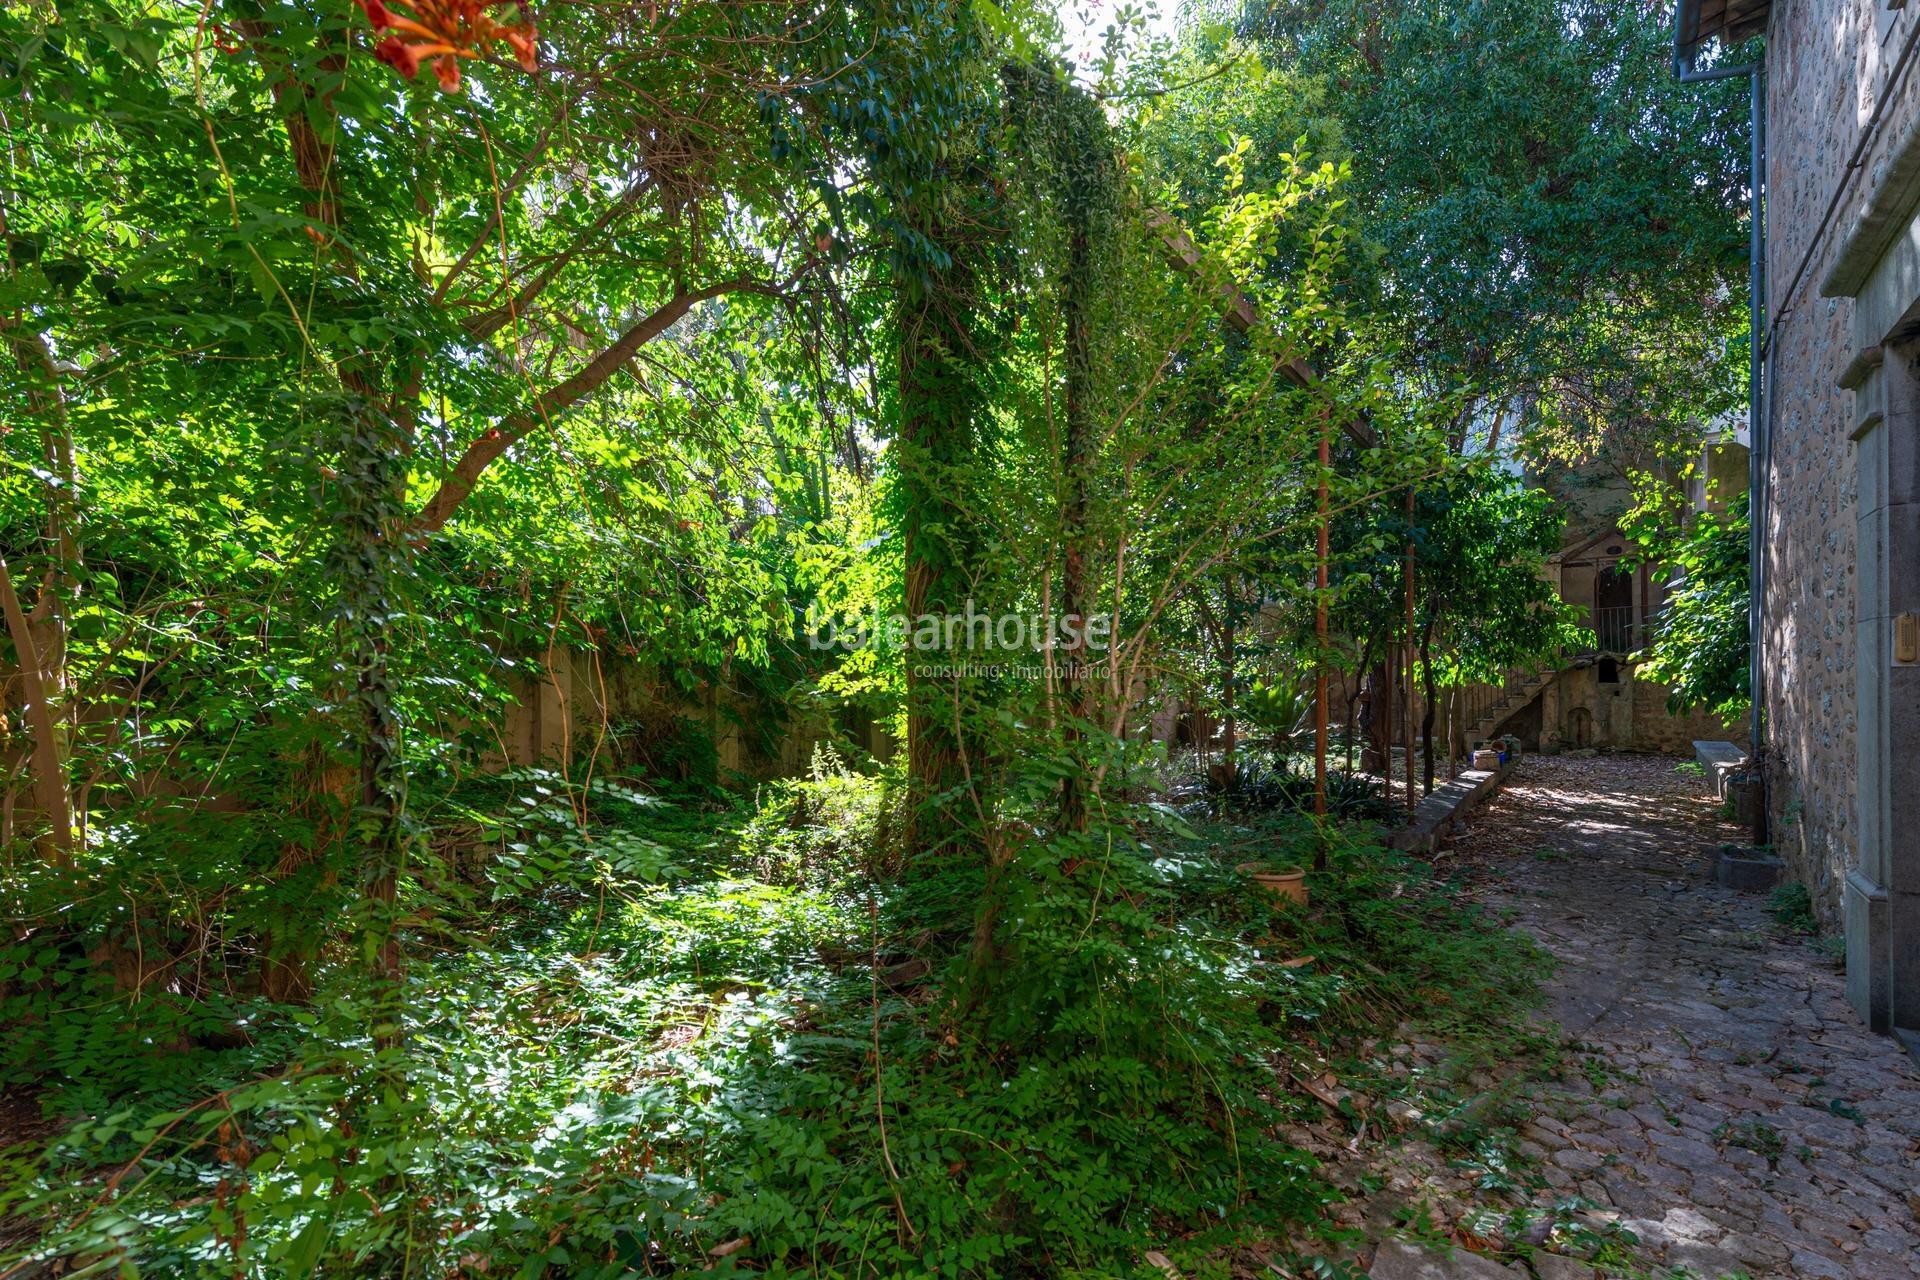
[1240,863,1309,906]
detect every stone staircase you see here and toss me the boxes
[1458,665,1559,750]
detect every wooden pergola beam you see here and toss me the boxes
[1143,207,1378,449]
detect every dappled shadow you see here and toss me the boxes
[1446,754,1920,1279]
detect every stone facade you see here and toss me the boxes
[1707,0,1920,1034]
[1495,658,1744,756]
[1757,0,1866,943]
[1523,662,1747,756]
[1518,464,1751,758]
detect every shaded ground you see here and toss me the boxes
[1405,752,1912,1280]
[1457,754,1920,1278]
[1285,753,1920,1280]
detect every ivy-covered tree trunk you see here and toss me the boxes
[898,264,982,862]
[325,399,414,1061]
[243,20,416,1033]
[1032,66,1118,832]
[1056,147,1101,833]
[869,6,1006,876]
[957,65,1124,1005]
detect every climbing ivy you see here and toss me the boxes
[0,2,1703,1276]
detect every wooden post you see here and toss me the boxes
[1404,487,1416,811]
[1379,651,1392,796]
[1314,411,1330,823]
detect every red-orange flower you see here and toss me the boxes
[498,26,537,71]
[352,0,537,93]
[373,34,422,78]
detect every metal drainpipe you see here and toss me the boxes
[1672,19,1767,821]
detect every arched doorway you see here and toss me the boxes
[1566,705,1593,749]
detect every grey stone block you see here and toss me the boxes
[1713,845,1785,892]
[1529,1256,1597,1280]
[1384,769,1501,853]
[1365,1239,1524,1280]
[1785,1249,1851,1279]
[1848,869,1892,1030]
[1693,740,1747,799]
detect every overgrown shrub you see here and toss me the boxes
[1768,881,1818,936]
[740,744,906,886]
[1,763,1547,1279]
[1212,747,1393,823]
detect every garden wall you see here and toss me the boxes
[495,649,894,784]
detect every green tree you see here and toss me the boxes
[1623,488,1751,719]
[1413,468,1585,787]
[1231,0,1751,456]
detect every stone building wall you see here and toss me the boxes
[1628,678,1753,755]
[1757,0,1920,1032]
[1525,663,1747,756]
[1760,0,1900,929]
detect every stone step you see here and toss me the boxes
[1383,757,1514,854]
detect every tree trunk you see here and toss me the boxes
[898,266,981,863]
[1403,488,1417,811]
[247,24,411,1051]
[1363,660,1391,774]
[1056,174,1096,833]
[1218,609,1238,788]
[328,401,412,1063]
[0,556,70,861]
[0,319,79,859]
[1420,622,1438,795]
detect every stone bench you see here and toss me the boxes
[1693,740,1749,799]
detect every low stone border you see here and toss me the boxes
[1382,755,1518,854]
[1711,842,1785,892]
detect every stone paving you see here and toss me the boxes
[1465,755,1920,1278]
[1293,754,1920,1280]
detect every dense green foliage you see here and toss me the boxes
[1232,0,1752,462]
[0,759,1548,1277]
[0,0,1738,1274]
[1624,489,1752,720]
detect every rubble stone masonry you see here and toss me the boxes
[1760,0,1920,929]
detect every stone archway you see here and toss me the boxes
[1565,705,1593,749]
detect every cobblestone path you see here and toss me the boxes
[1450,754,1920,1279]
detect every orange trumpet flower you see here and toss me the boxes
[355,0,537,93]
